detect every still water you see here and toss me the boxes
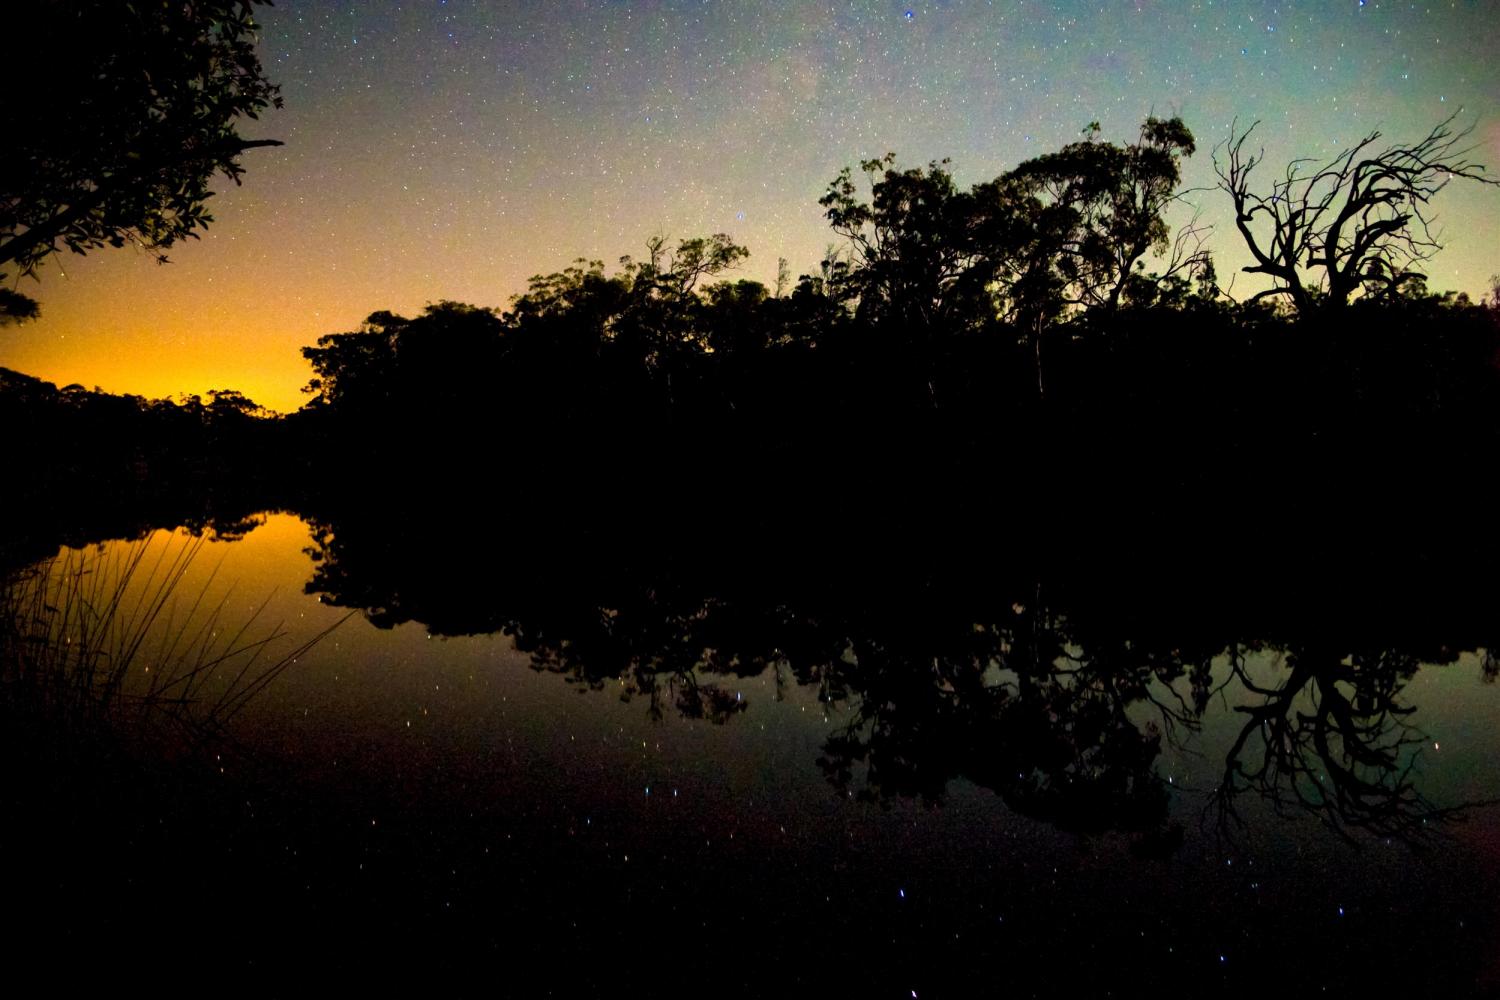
[10,511,1500,994]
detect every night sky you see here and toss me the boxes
[5,0,1499,413]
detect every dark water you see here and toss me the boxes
[6,512,1500,995]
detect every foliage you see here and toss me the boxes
[820,117,1204,337]
[623,232,751,297]
[300,301,507,413]
[0,288,40,326]
[820,155,991,333]
[993,117,1206,317]
[205,388,270,420]
[0,0,283,320]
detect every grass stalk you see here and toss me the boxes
[0,531,350,744]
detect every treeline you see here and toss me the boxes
[2,369,293,486]
[285,264,1500,529]
[0,368,291,564]
[284,114,1500,522]
[9,244,1500,562]
[7,115,1500,544]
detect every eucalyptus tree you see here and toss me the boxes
[982,117,1205,324]
[820,117,1203,397]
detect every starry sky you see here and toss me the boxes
[5,0,1499,413]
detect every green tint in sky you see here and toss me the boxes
[6,0,1499,411]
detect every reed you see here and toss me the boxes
[0,531,348,744]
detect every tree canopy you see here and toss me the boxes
[0,0,283,322]
[821,117,1204,334]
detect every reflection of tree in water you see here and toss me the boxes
[813,606,1185,855]
[299,515,1494,850]
[511,595,757,724]
[1210,645,1482,845]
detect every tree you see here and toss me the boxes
[623,233,751,298]
[0,288,40,327]
[984,117,1205,321]
[301,317,400,410]
[206,388,269,420]
[819,118,1204,399]
[611,233,750,366]
[819,155,990,334]
[1214,113,1499,316]
[0,0,283,321]
[301,303,506,412]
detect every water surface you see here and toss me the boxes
[9,511,1500,995]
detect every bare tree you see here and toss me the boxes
[1214,113,1498,315]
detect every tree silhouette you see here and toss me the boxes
[0,0,283,321]
[631,233,750,297]
[206,389,269,420]
[1214,113,1499,315]
[300,301,507,446]
[820,155,990,335]
[0,288,40,327]
[487,233,752,420]
[822,118,1203,398]
[992,117,1205,318]
[300,317,399,411]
